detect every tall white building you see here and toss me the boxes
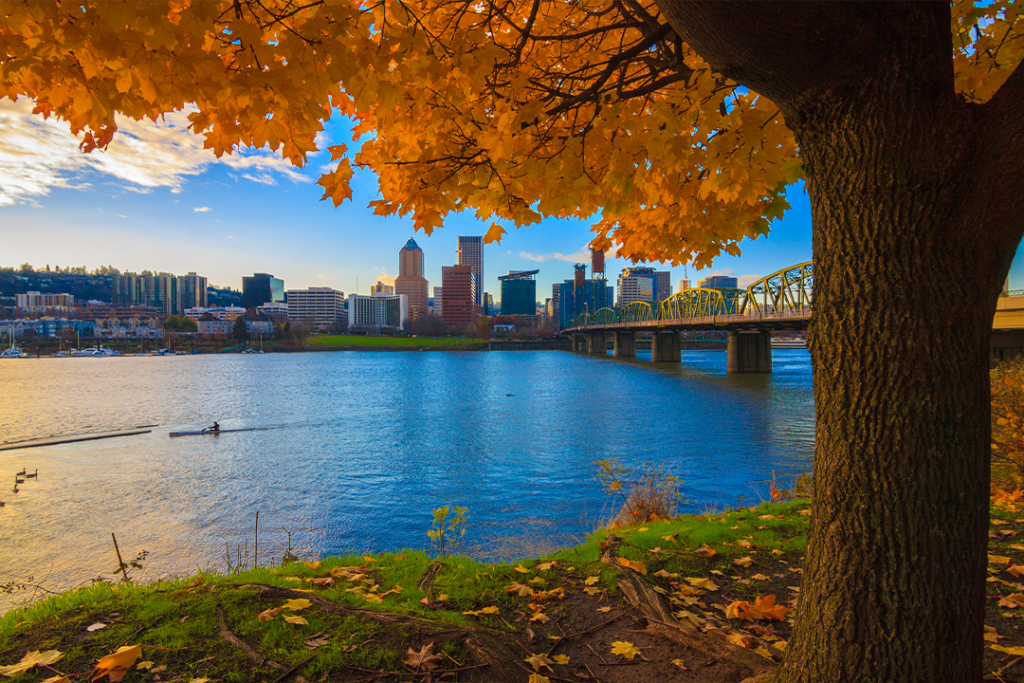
[348,293,408,331]
[617,275,654,306]
[457,236,484,308]
[286,287,345,332]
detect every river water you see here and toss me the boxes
[0,349,814,612]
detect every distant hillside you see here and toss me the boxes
[0,267,112,302]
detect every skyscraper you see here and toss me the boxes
[457,236,483,308]
[499,270,538,315]
[394,237,429,321]
[441,265,476,328]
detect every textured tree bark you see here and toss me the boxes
[655,2,1024,681]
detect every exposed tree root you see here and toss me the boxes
[244,583,523,682]
[418,561,443,603]
[599,535,776,680]
[217,606,310,683]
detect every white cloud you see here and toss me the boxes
[374,268,396,286]
[193,206,211,213]
[737,274,761,288]
[316,273,336,282]
[0,98,307,207]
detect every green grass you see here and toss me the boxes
[305,335,487,349]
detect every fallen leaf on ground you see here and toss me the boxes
[751,574,769,581]
[537,562,556,571]
[671,658,688,670]
[685,577,720,591]
[998,593,1024,608]
[91,645,142,682]
[737,539,753,548]
[611,641,642,660]
[39,676,70,683]
[1008,565,1024,578]
[726,601,753,621]
[752,595,788,621]
[86,623,107,632]
[771,549,785,556]
[727,633,761,649]
[304,634,330,649]
[257,607,283,622]
[508,581,534,597]
[530,611,551,623]
[617,558,647,575]
[136,662,154,671]
[0,650,64,676]
[283,615,308,625]
[694,546,717,558]
[282,598,312,611]
[734,557,754,567]
[798,509,811,516]
[406,643,442,671]
[584,576,600,585]
[984,626,1003,643]
[552,654,570,665]
[463,606,499,616]
[528,674,551,683]
[525,653,555,671]
[992,644,1024,656]
[514,564,531,574]
[654,569,679,579]
[597,606,612,613]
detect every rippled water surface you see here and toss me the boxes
[0,349,813,611]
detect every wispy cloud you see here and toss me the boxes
[0,98,306,207]
[193,206,211,213]
[518,243,619,264]
[316,273,336,282]
[737,274,761,288]
[519,248,591,264]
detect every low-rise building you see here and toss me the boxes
[348,293,408,331]
[286,287,345,332]
[197,313,233,336]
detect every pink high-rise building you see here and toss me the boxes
[395,238,429,321]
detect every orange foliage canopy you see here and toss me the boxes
[0,1,1020,265]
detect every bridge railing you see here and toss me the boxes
[564,260,814,331]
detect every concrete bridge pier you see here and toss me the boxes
[613,332,636,358]
[727,331,773,373]
[586,333,608,354]
[651,332,681,362]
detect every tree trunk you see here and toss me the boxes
[655,2,1024,680]
[780,75,995,683]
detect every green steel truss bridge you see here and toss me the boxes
[567,261,813,332]
[562,262,813,372]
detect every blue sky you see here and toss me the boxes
[0,98,825,303]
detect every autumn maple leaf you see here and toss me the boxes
[90,645,142,682]
[405,643,443,671]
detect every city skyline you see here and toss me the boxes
[0,99,827,304]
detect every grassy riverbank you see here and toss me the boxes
[2,496,1023,682]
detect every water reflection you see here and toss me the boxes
[0,350,813,612]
